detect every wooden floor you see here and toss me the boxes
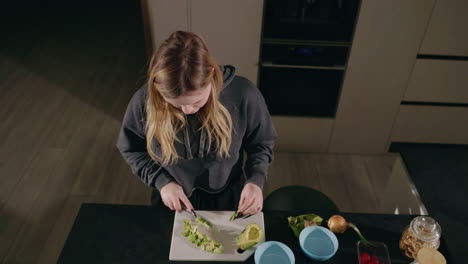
[0,2,424,263]
[266,152,426,216]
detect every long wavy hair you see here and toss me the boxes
[146,31,232,166]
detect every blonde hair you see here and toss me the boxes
[146,31,232,165]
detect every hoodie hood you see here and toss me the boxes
[220,65,236,89]
[182,65,237,161]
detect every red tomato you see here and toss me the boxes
[369,256,380,264]
[359,253,371,264]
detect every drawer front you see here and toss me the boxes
[404,59,468,104]
[391,105,468,144]
[419,0,468,56]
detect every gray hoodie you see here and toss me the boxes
[116,65,277,197]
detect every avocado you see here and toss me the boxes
[181,219,223,254]
[236,223,264,250]
[229,212,239,221]
[195,217,213,228]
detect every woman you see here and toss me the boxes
[117,31,276,216]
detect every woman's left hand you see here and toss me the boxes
[238,183,263,215]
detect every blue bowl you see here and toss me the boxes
[299,226,339,261]
[254,241,295,264]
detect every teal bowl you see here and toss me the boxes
[254,241,295,264]
[299,226,339,261]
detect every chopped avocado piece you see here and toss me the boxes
[181,219,223,254]
[236,223,264,250]
[188,233,197,242]
[229,212,239,221]
[195,217,213,228]
[213,247,223,254]
[203,242,215,252]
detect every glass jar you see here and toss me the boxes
[399,216,441,259]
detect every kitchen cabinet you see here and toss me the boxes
[143,0,263,84]
[145,0,189,53]
[191,1,263,84]
[394,59,468,144]
[391,105,468,144]
[329,0,435,153]
[272,117,334,152]
[388,0,468,146]
[419,0,468,57]
[404,59,468,104]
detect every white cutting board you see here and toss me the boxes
[169,211,265,262]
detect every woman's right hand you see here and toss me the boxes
[160,181,194,212]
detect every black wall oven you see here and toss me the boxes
[258,0,360,117]
[263,0,360,42]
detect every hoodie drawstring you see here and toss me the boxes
[183,116,194,160]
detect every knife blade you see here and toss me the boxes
[230,212,252,221]
[184,207,197,218]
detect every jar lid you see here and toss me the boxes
[416,247,446,264]
[410,216,441,242]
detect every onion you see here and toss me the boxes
[327,215,369,242]
[328,215,349,233]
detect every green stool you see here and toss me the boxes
[263,185,339,214]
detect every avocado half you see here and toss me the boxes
[236,223,264,250]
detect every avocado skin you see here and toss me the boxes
[236,223,264,250]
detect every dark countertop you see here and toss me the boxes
[58,203,450,264]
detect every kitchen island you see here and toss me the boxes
[57,203,450,263]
